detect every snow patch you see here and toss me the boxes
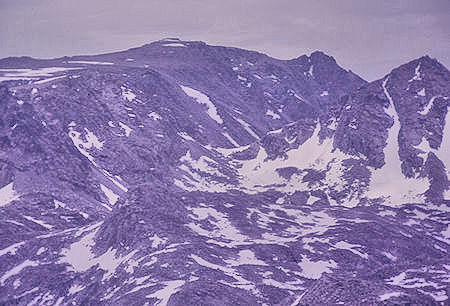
[162,43,186,47]
[68,126,104,165]
[223,132,240,147]
[146,280,185,305]
[409,63,422,82]
[121,86,137,102]
[59,222,137,280]
[417,88,426,97]
[148,112,161,120]
[0,67,81,82]
[266,109,281,120]
[178,132,194,142]
[34,75,66,84]
[419,96,438,115]
[0,182,20,207]
[118,122,132,137]
[23,216,53,230]
[225,250,267,266]
[298,255,336,279]
[67,61,113,65]
[235,118,260,139]
[181,86,223,124]
[379,292,403,301]
[334,241,368,259]
[0,260,38,285]
[0,241,25,257]
[100,184,119,205]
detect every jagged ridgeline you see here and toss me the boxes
[0,38,449,305]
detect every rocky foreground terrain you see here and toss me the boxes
[0,38,449,305]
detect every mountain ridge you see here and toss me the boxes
[0,40,449,305]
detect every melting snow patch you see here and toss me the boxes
[419,96,438,115]
[100,184,119,205]
[190,254,256,292]
[36,247,46,256]
[308,65,314,77]
[306,195,321,205]
[146,280,185,305]
[68,126,104,165]
[0,260,38,285]
[223,132,240,147]
[178,132,194,141]
[334,241,368,259]
[237,75,247,81]
[0,67,81,82]
[23,216,53,230]
[0,182,20,207]
[0,241,25,257]
[379,292,403,301]
[235,118,260,139]
[225,250,267,266]
[382,252,397,261]
[378,210,396,217]
[149,234,167,248]
[102,170,128,192]
[162,43,186,47]
[67,61,113,65]
[118,122,132,137]
[68,284,85,295]
[417,88,426,97]
[437,110,450,177]
[262,278,304,291]
[266,109,280,120]
[214,144,250,157]
[409,63,422,82]
[54,199,66,209]
[238,122,351,196]
[187,206,249,246]
[59,222,137,280]
[121,86,137,102]
[298,255,336,279]
[34,75,67,84]
[148,112,161,120]
[180,151,225,177]
[181,85,223,124]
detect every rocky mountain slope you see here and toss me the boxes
[0,38,448,305]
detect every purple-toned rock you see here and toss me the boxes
[0,39,448,305]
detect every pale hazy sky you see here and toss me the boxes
[0,0,449,81]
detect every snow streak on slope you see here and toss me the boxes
[235,118,260,140]
[180,86,223,124]
[438,108,450,176]
[367,77,429,205]
[0,67,82,82]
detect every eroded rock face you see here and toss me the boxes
[0,39,448,305]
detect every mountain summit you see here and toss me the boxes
[0,41,448,305]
